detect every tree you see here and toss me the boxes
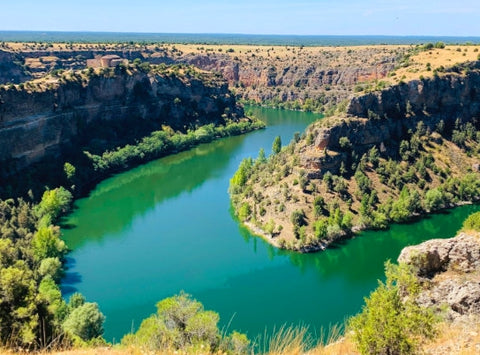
[323,171,334,190]
[272,136,282,154]
[36,187,72,224]
[368,146,380,167]
[338,136,352,150]
[122,292,233,352]
[62,302,105,341]
[0,261,38,345]
[229,158,253,191]
[424,188,444,211]
[349,262,436,355]
[38,257,63,282]
[257,148,267,163]
[63,162,76,182]
[32,226,66,261]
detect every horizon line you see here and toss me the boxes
[1,30,480,38]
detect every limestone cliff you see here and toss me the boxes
[313,63,480,157]
[0,65,244,180]
[179,47,402,108]
[0,45,408,112]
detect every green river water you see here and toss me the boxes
[61,106,480,343]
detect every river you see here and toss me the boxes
[61,106,480,343]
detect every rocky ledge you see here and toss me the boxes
[399,232,480,320]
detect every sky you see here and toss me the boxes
[1,0,480,36]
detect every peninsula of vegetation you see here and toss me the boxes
[230,60,480,252]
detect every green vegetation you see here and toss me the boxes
[121,292,250,354]
[230,111,480,251]
[0,62,265,199]
[272,135,282,154]
[84,120,265,175]
[0,188,105,350]
[461,211,480,232]
[349,261,437,355]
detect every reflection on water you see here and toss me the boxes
[61,106,479,342]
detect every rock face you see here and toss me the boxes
[347,63,480,121]
[180,49,399,106]
[305,66,480,178]
[0,68,243,176]
[399,232,480,320]
[0,50,31,84]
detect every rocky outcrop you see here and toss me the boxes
[399,232,480,320]
[311,67,480,161]
[0,50,31,84]
[348,63,480,121]
[0,68,244,176]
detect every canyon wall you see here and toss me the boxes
[315,66,480,152]
[0,68,243,176]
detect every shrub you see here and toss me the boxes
[339,136,352,150]
[349,262,437,354]
[122,292,248,353]
[291,209,306,227]
[462,211,480,232]
[62,302,105,341]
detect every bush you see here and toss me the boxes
[62,302,105,341]
[462,211,480,232]
[349,262,437,355]
[339,136,352,150]
[122,292,249,353]
[291,209,306,227]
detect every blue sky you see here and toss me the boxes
[1,0,479,36]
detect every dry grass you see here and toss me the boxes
[386,45,480,84]
[0,318,478,354]
[423,317,480,355]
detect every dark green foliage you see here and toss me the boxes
[313,196,326,217]
[323,171,334,190]
[272,135,282,154]
[85,120,264,176]
[291,209,306,227]
[355,170,371,194]
[0,192,104,349]
[338,136,352,150]
[349,261,437,355]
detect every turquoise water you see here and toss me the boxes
[61,106,480,343]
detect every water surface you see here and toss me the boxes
[61,106,480,342]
